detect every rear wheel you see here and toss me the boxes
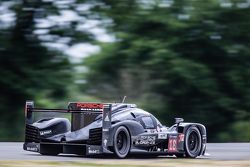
[113,126,131,158]
[184,126,202,158]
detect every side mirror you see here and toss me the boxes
[175,118,184,124]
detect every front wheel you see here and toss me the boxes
[113,126,131,158]
[184,126,202,158]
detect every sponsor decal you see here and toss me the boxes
[202,135,207,142]
[104,115,110,121]
[178,134,185,142]
[27,146,38,152]
[76,103,103,111]
[158,133,167,139]
[135,136,156,145]
[202,135,206,139]
[88,147,100,154]
[102,128,109,132]
[40,130,52,136]
[103,139,108,147]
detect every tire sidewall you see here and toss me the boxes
[113,126,131,158]
[184,126,202,158]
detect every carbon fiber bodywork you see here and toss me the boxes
[23,101,207,157]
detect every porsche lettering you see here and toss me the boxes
[76,103,103,109]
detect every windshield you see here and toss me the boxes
[151,115,163,128]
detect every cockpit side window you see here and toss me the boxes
[151,115,163,128]
[141,116,155,129]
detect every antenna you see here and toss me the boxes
[122,96,127,103]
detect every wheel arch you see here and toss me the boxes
[178,123,206,137]
[110,122,141,158]
[177,123,207,156]
[108,120,145,147]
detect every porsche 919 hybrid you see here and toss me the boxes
[24,101,206,158]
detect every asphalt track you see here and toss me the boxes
[0,142,249,161]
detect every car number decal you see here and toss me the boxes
[168,136,177,152]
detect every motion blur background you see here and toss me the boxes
[0,0,249,142]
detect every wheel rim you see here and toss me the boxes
[116,131,127,154]
[187,131,199,153]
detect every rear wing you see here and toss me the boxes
[24,101,112,153]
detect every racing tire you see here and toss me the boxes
[184,126,202,158]
[113,126,131,158]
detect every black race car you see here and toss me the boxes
[23,101,207,158]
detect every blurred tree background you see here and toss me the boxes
[0,0,249,142]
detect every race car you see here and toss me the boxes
[23,101,207,158]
